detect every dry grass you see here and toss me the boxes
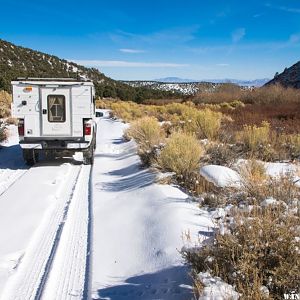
[236,121,270,152]
[5,117,18,125]
[125,116,165,165]
[105,93,300,163]
[281,134,300,159]
[0,90,12,118]
[235,159,299,205]
[203,142,240,166]
[182,109,223,140]
[157,132,203,180]
[109,101,144,122]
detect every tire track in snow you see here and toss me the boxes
[0,168,28,197]
[1,163,91,300]
[40,165,91,299]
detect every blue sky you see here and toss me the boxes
[1,0,300,80]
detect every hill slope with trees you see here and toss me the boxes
[0,39,181,102]
[266,61,300,89]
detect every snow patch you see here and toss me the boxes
[200,165,241,188]
[197,272,239,300]
[261,197,278,207]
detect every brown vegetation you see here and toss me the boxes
[0,90,12,118]
[124,116,165,165]
[101,85,300,299]
[157,131,203,180]
[182,205,300,299]
[0,121,7,143]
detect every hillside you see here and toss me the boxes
[266,61,300,88]
[122,80,255,96]
[154,77,269,87]
[122,80,217,95]
[0,39,180,102]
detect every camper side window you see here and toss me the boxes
[47,95,66,123]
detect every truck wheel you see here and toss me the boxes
[23,149,39,165]
[83,146,94,165]
[93,137,97,150]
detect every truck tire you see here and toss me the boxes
[94,137,97,150]
[83,145,94,165]
[23,149,39,165]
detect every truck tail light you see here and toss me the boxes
[18,119,25,136]
[84,122,91,135]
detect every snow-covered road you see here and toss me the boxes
[0,127,91,299]
[0,115,213,300]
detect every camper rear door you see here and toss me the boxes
[40,87,71,137]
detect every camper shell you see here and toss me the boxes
[11,78,97,165]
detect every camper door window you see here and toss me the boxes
[47,95,66,122]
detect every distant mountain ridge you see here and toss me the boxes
[154,77,270,87]
[266,61,300,88]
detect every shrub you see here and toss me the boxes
[0,90,12,118]
[125,116,165,165]
[238,160,268,200]
[239,159,267,185]
[243,84,300,105]
[5,117,18,125]
[283,134,300,159]
[0,121,7,143]
[193,83,243,104]
[235,159,299,205]
[181,108,223,140]
[95,98,110,109]
[157,132,203,180]
[237,121,270,152]
[204,143,238,166]
[182,206,300,299]
[193,109,223,140]
[109,101,144,122]
[264,174,299,205]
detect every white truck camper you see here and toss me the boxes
[11,78,97,165]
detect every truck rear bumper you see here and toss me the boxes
[19,141,90,150]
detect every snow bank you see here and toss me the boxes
[92,118,214,300]
[200,165,241,188]
[264,162,298,177]
[197,272,239,300]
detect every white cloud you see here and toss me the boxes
[265,4,300,14]
[71,60,189,68]
[188,37,300,54]
[119,48,145,53]
[232,28,246,43]
[110,26,200,45]
[289,33,300,44]
[216,63,229,67]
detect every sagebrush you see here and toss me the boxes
[157,132,203,180]
[125,116,165,165]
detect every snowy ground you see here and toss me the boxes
[91,116,213,299]
[0,115,214,299]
